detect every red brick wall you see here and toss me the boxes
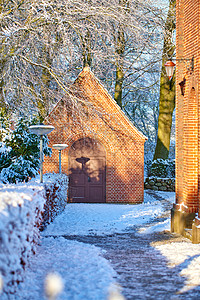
[176,0,200,213]
[176,0,185,204]
[44,67,146,204]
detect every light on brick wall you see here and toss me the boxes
[164,57,194,81]
[164,59,176,81]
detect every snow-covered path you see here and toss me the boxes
[14,191,200,300]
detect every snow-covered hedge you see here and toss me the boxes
[0,173,68,298]
[0,182,45,297]
[146,158,175,178]
[41,173,68,230]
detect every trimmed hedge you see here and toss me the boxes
[0,174,68,298]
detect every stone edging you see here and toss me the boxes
[144,177,175,192]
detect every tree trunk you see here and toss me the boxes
[114,25,125,108]
[0,56,9,115]
[153,0,176,160]
[114,65,124,108]
[83,30,92,68]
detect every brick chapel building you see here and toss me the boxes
[44,67,146,204]
[172,0,200,243]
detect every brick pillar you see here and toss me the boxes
[172,0,199,237]
[183,89,198,212]
[192,84,200,243]
[174,0,185,205]
[171,0,186,235]
[172,86,198,235]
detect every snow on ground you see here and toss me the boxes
[154,191,175,204]
[9,190,200,299]
[138,191,175,234]
[42,191,167,237]
[139,218,170,234]
[154,243,200,295]
[12,191,174,300]
[14,237,116,300]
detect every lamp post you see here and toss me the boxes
[29,124,54,183]
[52,144,68,174]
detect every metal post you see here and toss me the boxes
[40,135,43,183]
[59,150,61,174]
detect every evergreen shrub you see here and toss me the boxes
[147,158,175,178]
[0,116,52,183]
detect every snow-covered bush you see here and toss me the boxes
[0,173,68,298]
[38,173,68,229]
[0,117,52,184]
[147,159,175,178]
[0,109,10,143]
[0,182,45,297]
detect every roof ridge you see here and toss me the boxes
[46,67,147,141]
[76,68,147,141]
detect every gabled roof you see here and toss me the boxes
[75,67,147,141]
[48,67,147,141]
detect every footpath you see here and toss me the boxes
[62,192,200,300]
[14,191,200,300]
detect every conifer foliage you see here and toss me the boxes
[0,116,52,183]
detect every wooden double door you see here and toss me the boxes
[68,138,106,203]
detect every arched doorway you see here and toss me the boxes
[68,137,106,203]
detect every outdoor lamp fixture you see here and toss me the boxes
[52,144,68,174]
[164,57,194,81]
[29,124,55,183]
[164,57,194,95]
[164,60,176,81]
